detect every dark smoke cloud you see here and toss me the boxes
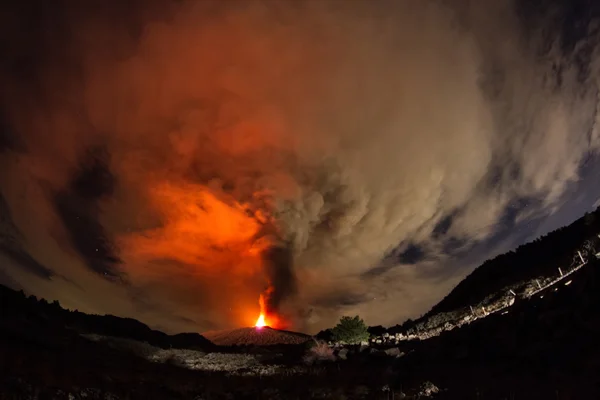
[0,113,20,154]
[261,245,296,316]
[0,0,599,333]
[0,192,53,279]
[54,145,122,278]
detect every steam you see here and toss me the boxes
[0,0,599,332]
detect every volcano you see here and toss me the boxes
[202,326,311,346]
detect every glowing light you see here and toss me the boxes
[255,314,266,328]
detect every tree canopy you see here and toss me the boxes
[331,315,370,344]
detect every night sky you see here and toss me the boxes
[1,0,600,334]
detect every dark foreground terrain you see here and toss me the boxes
[1,257,600,399]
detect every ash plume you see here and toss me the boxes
[261,245,296,319]
[0,0,599,333]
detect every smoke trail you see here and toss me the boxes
[261,245,296,323]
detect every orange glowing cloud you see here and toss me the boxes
[113,179,281,328]
[120,182,268,267]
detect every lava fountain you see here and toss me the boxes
[255,291,269,328]
[255,314,266,328]
[254,290,284,329]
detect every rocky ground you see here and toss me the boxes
[203,326,311,346]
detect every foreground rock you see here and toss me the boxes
[84,334,283,375]
[418,381,440,397]
[384,347,404,358]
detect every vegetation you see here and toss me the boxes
[331,316,370,344]
[303,339,335,365]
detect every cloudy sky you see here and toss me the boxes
[1,0,600,334]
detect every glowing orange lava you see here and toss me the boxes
[255,314,266,328]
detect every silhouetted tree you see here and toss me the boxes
[331,316,369,344]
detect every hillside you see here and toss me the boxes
[426,207,600,317]
[351,207,600,344]
[0,284,216,351]
[398,257,600,399]
[203,327,311,346]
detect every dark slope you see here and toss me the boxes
[426,207,600,317]
[0,285,215,351]
[397,258,600,399]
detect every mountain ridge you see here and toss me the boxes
[425,207,600,317]
[0,284,216,351]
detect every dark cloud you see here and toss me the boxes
[70,147,116,201]
[0,246,53,280]
[432,213,455,239]
[314,291,369,309]
[442,237,471,257]
[0,192,53,279]
[0,114,21,154]
[53,146,121,278]
[397,245,427,265]
[262,245,297,316]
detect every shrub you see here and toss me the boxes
[303,339,335,365]
[331,316,370,344]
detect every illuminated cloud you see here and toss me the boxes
[0,0,598,333]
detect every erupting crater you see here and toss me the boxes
[255,314,266,328]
